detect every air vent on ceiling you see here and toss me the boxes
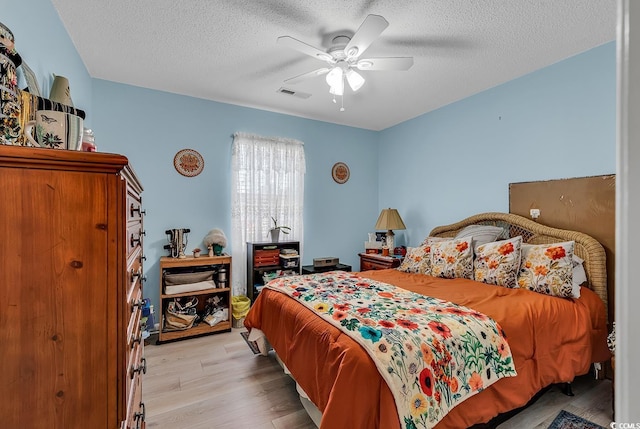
[277,87,311,99]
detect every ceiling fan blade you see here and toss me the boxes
[277,36,334,63]
[344,14,389,59]
[284,67,331,85]
[357,57,414,71]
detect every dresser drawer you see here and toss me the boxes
[127,288,143,343]
[127,223,144,259]
[359,253,402,271]
[127,186,143,224]
[126,338,145,405]
[361,259,385,271]
[123,371,144,429]
[127,254,143,296]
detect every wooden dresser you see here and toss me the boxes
[359,252,402,271]
[0,146,145,429]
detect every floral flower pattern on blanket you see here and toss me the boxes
[265,271,517,429]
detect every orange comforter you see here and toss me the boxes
[245,270,610,428]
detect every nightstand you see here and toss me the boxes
[359,253,402,271]
[301,263,352,274]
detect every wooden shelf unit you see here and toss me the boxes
[246,241,301,302]
[158,255,232,344]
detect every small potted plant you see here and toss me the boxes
[269,217,291,242]
[192,247,201,258]
[203,228,227,256]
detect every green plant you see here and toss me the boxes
[271,217,291,234]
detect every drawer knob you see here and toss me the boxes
[131,334,142,347]
[130,233,141,247]
[132,299,144,312]
[131,357,147,378]
[130,203,141,217]
[134,402,146,428]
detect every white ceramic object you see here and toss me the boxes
[24,109,83,150]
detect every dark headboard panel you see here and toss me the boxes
[509,174,615,324]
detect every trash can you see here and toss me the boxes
[231,295,251,328]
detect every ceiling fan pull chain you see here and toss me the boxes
[340,94,345,112]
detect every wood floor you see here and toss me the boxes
[143,328,613,429]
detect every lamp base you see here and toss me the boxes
[385,230,395,255]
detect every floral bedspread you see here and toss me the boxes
[265,271,517,429]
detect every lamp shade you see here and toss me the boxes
[374,208,406,231]
[346,69,365,92]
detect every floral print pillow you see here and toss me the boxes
[474,236,522,288]
[430,237,473,279]
[517,241,575,298]
[397,245,431,274]
[420,236,453,246]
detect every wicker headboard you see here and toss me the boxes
[429,212,608,317]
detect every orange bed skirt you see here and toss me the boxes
[245,270,610,428]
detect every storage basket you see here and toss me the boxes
[280,254,300,269]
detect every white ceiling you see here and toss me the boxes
[51,0,617,131]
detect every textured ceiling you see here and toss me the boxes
[51,0,617,131]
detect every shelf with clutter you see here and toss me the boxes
[157,227,232,344]
[1,21,96,151]
[246,240,301,302]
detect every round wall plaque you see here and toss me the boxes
[332,162,350,184]
[173,149,204,177]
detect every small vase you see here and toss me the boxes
[193,251,200,258]
[270,228,280,242]
[208,247,214,257]
[213,244,223,256]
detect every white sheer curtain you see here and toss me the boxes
[230,132,305,297]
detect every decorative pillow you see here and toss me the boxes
[455,224,505,252]
[420,235,452,246]
[517,241,575,298]
[474,236,522,288]
[430,237,473,279]
[397,245,431,274]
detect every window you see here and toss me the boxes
[230,132,305,296]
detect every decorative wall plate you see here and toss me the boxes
[332,162,350,184]
[174,149,204,177]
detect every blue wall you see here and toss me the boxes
[92,80,379,310]
[2,0,93,125]
[379,42,616,246]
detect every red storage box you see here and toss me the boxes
[254,249,280,267]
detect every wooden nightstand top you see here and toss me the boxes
[359,253,402,271]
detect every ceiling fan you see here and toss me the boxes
[278,14,413,109]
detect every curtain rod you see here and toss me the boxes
[232,132,304,146]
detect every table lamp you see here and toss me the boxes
[374,208,406,255]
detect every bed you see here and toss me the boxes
[244,212,611,429]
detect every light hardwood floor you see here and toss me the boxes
[143,329,613,429]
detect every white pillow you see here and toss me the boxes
[455,224,505,252]
[572,254,587,298]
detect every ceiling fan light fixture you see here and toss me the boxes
[346,69,365,91]
[326,67,343,88]
[329,80,344,96]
